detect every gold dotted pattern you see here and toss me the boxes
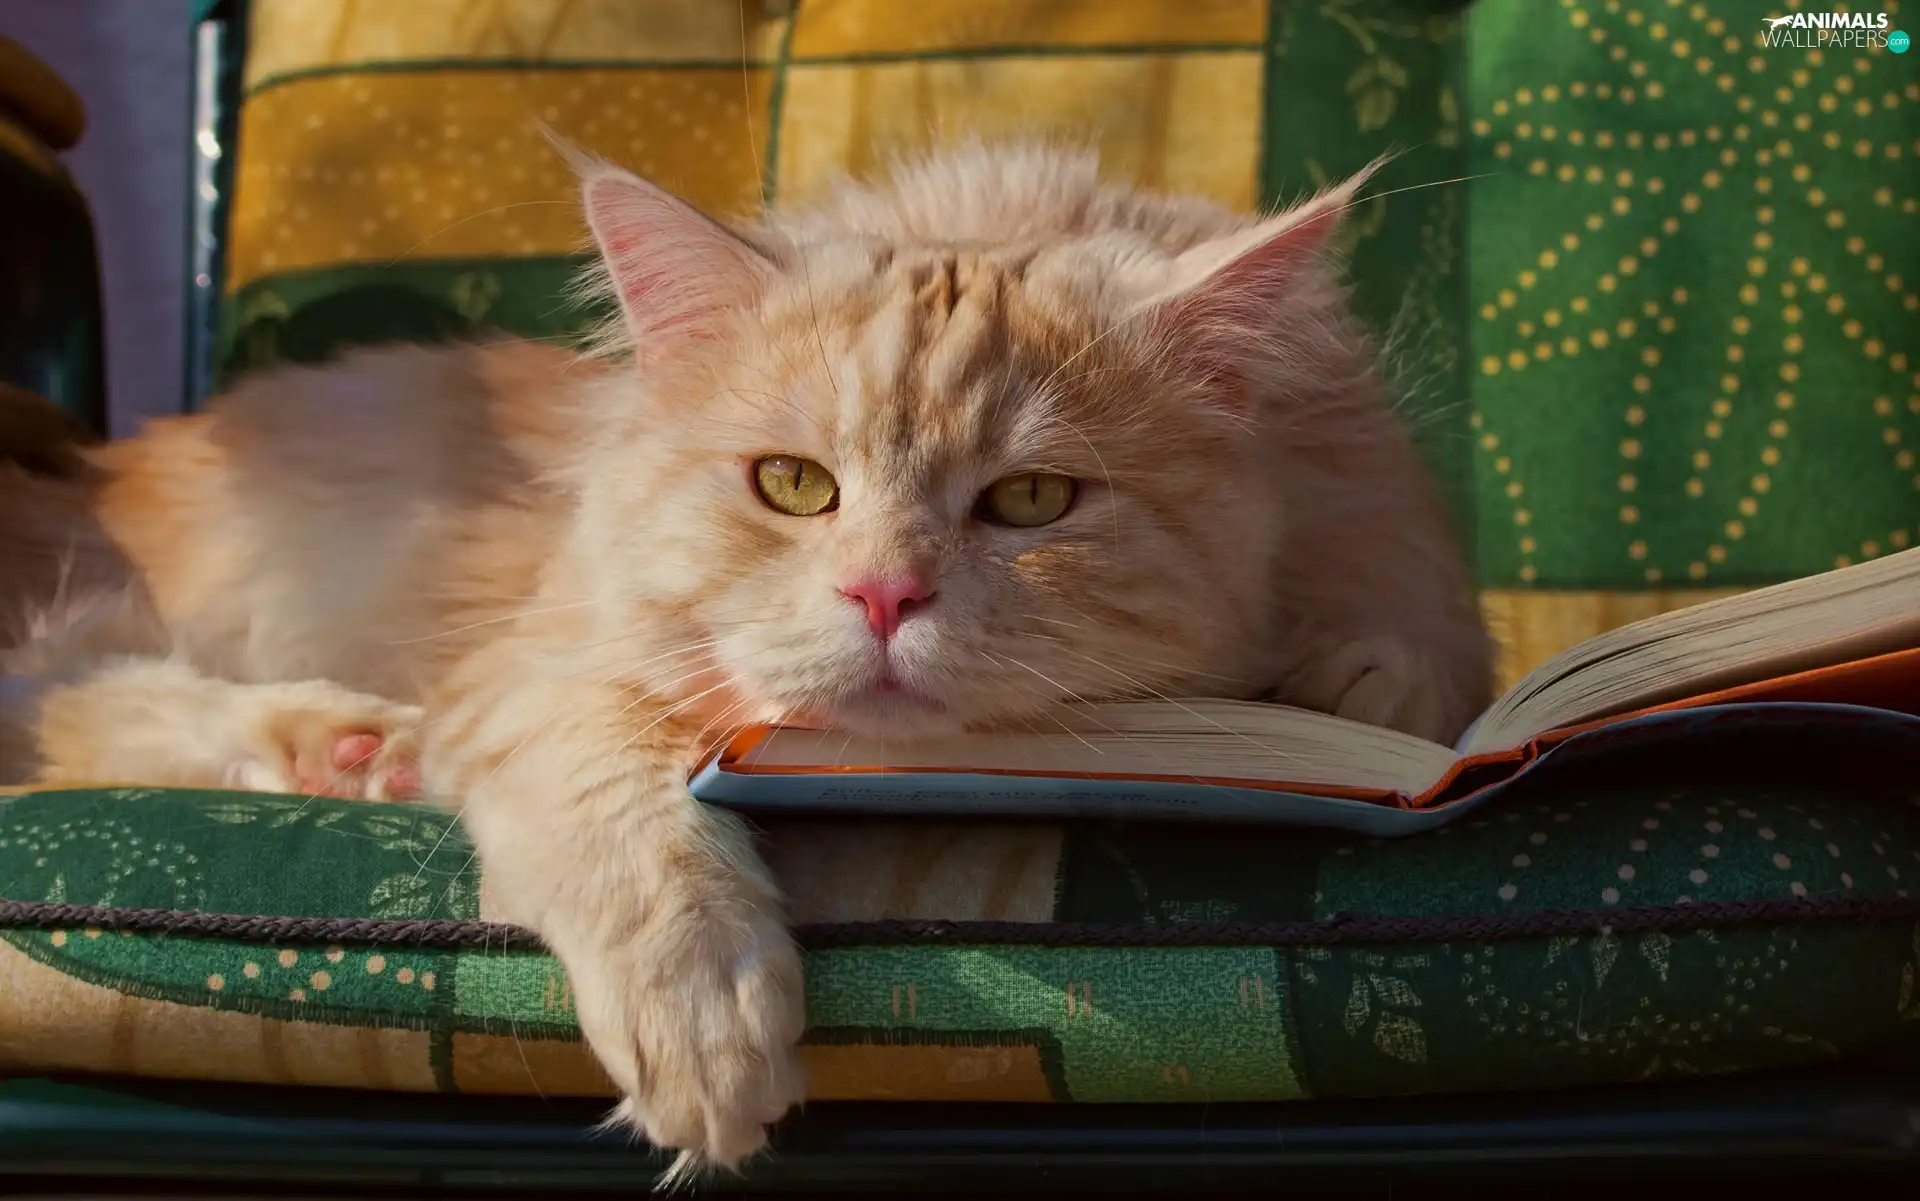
[1470,413,1537,584]
[1473,0,1918,602]
[202,947,437,1001]
[226,70,773,292]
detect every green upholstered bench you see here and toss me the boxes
[2,778,1919,1104]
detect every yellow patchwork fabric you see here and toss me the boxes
[786,0,1266,57]
[1479,588,1747,693]
[228,69,773,289]
[229,0,1275,292]
[243,0,789,89]
[774,52,1265,209]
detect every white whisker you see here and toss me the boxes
[1045,645,1301,765]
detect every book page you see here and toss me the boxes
[1468,547,1920,755]
[735,698,1462,796]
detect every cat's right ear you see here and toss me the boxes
[1136,160,1381,331]
[578,164,773,355]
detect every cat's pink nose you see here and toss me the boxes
[840,574,937,641]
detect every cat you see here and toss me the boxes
[0,141,1494,1173]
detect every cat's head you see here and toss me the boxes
[568,148,1377,739]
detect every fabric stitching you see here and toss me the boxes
[2,893,1914,952]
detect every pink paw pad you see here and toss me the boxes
[284,732,422,802]
[382,760,422,799]
[332,731,423,802]
[331,733,384,771]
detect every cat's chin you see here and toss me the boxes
[781,683,968,741]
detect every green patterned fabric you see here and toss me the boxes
[219,259,598,381]
[1470,0,1920,589]
[1,781,1916,1101]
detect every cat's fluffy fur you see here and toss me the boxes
[0,143,1492,1170]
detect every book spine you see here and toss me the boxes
[687,762,1468,836]
[691,703,1920,835]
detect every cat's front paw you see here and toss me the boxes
[566,836,808,1177]
[1291,636,1467,744]
[228,681,425,801]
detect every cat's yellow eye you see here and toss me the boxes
[979,473,1077,528]
[753,455,839,516]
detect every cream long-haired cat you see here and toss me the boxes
[0,143,1492,1170]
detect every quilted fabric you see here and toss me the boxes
[0,781,1916,1100]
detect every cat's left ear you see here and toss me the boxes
[1135,160,1382,336]
[578,162,773,355]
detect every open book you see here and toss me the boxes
[690,547,1920,834]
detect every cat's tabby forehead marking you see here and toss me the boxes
[759,251,1023,485]
[760,247,1126,494]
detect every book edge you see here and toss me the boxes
[694,646,1920,809]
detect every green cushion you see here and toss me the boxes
[1,779,1914,1102]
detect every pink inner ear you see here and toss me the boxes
[1133,171,1374,413]
[1155,161,1377,315]
[1172,206,1345,326]
[582,170,768,350]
